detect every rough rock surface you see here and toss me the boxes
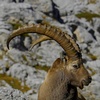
[0,87,29,100]
[0,0,100,100]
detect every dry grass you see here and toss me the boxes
[76,11,100,21]
[88,0,97,4]
[0,74,30,93]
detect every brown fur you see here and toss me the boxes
[38,58,91,100]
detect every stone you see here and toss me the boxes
[6,63,46,91]
[0,87,29,100]
[74,26,95,43]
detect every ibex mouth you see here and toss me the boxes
[79,80,90,89]
[82,80,90,86]
[79,82,84,89]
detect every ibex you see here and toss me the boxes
[6,23,92,100]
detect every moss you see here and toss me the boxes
[12,23,23,30]
[22,54,28,62]
[8,19,23,30]
[0,68,2,70]
[87,67,96,76]
[0,74,30,93]
[0,51,4,60]
[5,63,10,71]
[76,11,100,21]
[87,53,97,60]
[0,55,3,59]
[37,56,43,59]
[34,65,50,72]
[88,0,97,4]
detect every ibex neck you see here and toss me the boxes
[44,69,78,100]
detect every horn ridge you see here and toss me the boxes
[65,33,81,52]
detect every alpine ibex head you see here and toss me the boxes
[29,36,91,90]
[64,57,91,89]
[6,23,92,99]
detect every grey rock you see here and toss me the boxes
[92,18,100,33]
[90,46,100,59]
[86,60,100,72]
[85,60,100,99]
[35,41,63,66]
[0,80,11,88]
[74,26,95,43]
[0,60,7,73]
[24,36,32,49]
[6,49,37,66]
[7,63,46,91]
[87,3,100,14]
[0,87,29,100]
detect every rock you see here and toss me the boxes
[29,0,52,13]
[0,60,7,73]
[30,93,37,100]
[6,49,37,66]
[6,63,46,91]
[25,89,38,100]
[0,80,11,88]
[24,36,32,49]
[86,60,100,72]
[92,18,100,33]
[87,3,100,14]
[90,46,100,59]
[78,60,100,100]
[35,41,63,66]
[0,87,29,100]
[53,0,87,14]
[74,26,95,43]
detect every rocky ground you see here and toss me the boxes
[0,0,100,100]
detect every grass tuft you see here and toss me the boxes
[0,74,30,93]
[76,11,100,21]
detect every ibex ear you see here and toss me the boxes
[52,57,68,69]
[52,58,63,68]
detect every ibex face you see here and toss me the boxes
[65,58,91,89]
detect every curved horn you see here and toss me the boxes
[29,34,81,53]
[29,35,51,50]
[6,24,81,60]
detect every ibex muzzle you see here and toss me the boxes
[66,59,91,89]
[6,23,92,100]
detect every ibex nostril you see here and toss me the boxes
[88,76,92,83]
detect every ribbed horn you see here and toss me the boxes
[6,24,81,60]
[29,33,81,53]
[29,35,51,50]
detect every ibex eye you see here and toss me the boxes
[73,65,79,69]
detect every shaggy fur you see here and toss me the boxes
[38,58,87,100]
